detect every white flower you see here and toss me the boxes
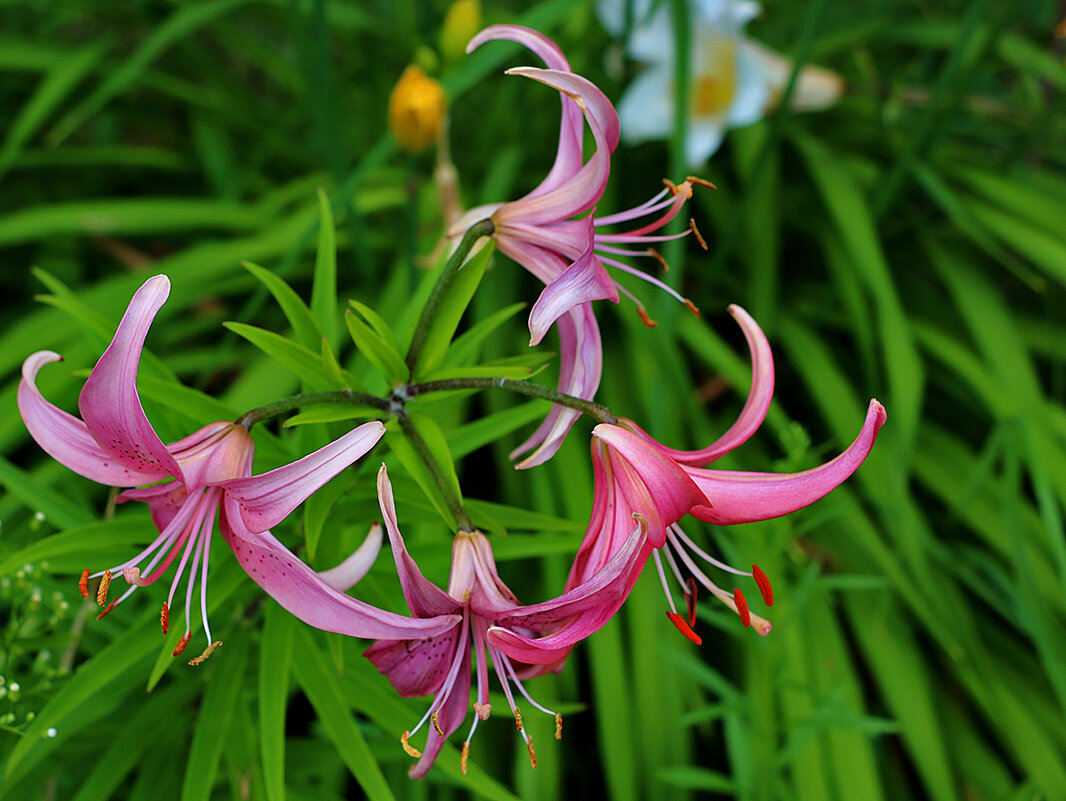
[598,0,843,165]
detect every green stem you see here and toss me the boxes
[406,377,618,424]
[236,390,390,429]
[404,218,495,373]
[395,410,473,532]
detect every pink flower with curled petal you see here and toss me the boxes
[450,25,707,468]
[19,275,458,664]
[497,305,886,660]
[364,465,646,778]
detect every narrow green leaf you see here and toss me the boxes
[282,404,383,427]
[291,627,397,801]
[0,518,150,577]
[302,474,355,562]
[259,605,294,801]
[313,188,338,348]
[349,299,402,354]
[446,400,551,458]
[384,421,455,528]
[224,321,339,390]
[440,301,527,369]
[242,260,322,350]
[0,455,94,529]
[345,308,409,385]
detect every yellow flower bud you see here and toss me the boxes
[440,0,481,64]
[388,65,447,153]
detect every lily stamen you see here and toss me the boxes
[96,570,112,606]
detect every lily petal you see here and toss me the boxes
[363,620,462,698]
[18,351,166,487]
[687,400,887,525]
[317,523,383,592]
[221,495,459,640]
[116,481,189,531]
[625,304,773,466]
[78,274,185,481]
[220,421,386,533]
[409,633,472,779]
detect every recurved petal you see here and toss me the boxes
[626,304,774,466]
[317,523,383,592]
[220,421,386,533]
[527,216,618,346]
[18,351,167,487]
[376,465,463,617]
[78,275,185,482]
[687,399,887,525]
[489,519,651,664]
[409,639,471,779]
[221,495,460,640]
[363,623,462,698]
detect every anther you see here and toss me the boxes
[636,307,658,328]
[432,710,443,736]
[78,569,89,600]
[686,175,717,190]
[526,737,537,769]
[752,565,773,606]
[684,298,701,318]
[474,702,492,720]
[172,632,192,657]
[646,247,670,272]
[96,570,112,606]
[160,602,169,635]
[188,640,222,666]
[461,741,470,775]
[662,177,679,194]
[555,713,563,740]
[513,706,524,731]
[684,577,699,627]
[689,218,708,250]
[401,731,422,758]
[734,589,751,628]
[666,611,703,645]
[95,600,118,620]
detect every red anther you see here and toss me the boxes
[666,611,703,645]
[172,632,192,657]
[646,247,670,272]
[689,218,708,250]
[78,569,89,600]
[684,577,699,627]
[637,307,659,328]
[160,602,170,635]
[686,175,717,190]
[752,565,774,606]
[684,298,701,318]
[734,589,751,628]
[95,600,117,620]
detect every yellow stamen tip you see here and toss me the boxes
[526,736,537,769]
[555,713,563,740]
[188,640,223,666]
[401,731,423,758]
[460,742,470,775]
[432,710,444,736]
[96,569,112,606]
[513,706,524,731]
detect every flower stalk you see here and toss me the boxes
[235,390,391,429]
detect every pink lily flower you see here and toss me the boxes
[541,305,886,647]
[450,25,707,468]
[18,275,458,664]
[365,465,647,778]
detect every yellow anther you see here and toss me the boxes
[555,713,563,740]
[401,731,422,758]
[460,741,470,775]
[432,710,444,736]
[526,736,537,769]
[96,570,112,606]
[512,706,523,731]
[188,640,223,666]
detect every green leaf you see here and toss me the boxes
[0,518,150,577]
[291,627,397,801]
[313,188,338,349]
[384,418,457,529]
[282,404,383,427]
[259,605,294,801]
[348,299,402,354]
[224,321,340,390]
[0,455,94,529]
[302,474,355,562]
[242,260,322,350]
[181,632,250,801]
[345,308,409,385]
[414,242,494,377]
[446,400,551,458]
[440,301,527,369]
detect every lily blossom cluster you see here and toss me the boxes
[450,24,709,468]
[18,276,457,664]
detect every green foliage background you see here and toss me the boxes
[2,0,1065,799]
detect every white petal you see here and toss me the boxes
[616,67,674,145]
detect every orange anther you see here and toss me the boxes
[684,298,701,318]
[96,570,112,606]
[160,602,170,635]
[689,218,708,250]
[461,741,470,775]
[662,177,679,194]
[686,175,717,190]
[432,710,443,736]
[188,640,222,666]
[555,713,562,740]
[684,577,699,627]
[401,731,422,758]
[666,611,703,645]
[526,737,537,769]
[172,632,192,657]
[752,565,773,606]
[78,569,89,599]
[646,247,670,272]
[637,307,658,328]
[513,706,524,731]
[95,600,117,620]
[734,589,751,628]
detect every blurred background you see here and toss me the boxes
[2,1,1066,799]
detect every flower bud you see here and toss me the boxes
[440,0,481,64]
[388,65,446,153]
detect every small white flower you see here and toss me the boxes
[598,0,843,165]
